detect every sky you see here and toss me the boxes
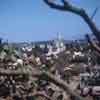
[0,0,100,42]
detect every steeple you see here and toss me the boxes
[57,32,62,41]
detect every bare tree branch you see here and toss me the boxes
[41,71,84,100]
[86,34,100,53]
[0,69,84,100]
[0,69,28,76]
[43,0,100,42]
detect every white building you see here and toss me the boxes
[46,33,66,56]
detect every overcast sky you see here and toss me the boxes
[0,0,100,42]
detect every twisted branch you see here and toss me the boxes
[86,34,100,53]
[0,69,84,100]
[43,0,100,42]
